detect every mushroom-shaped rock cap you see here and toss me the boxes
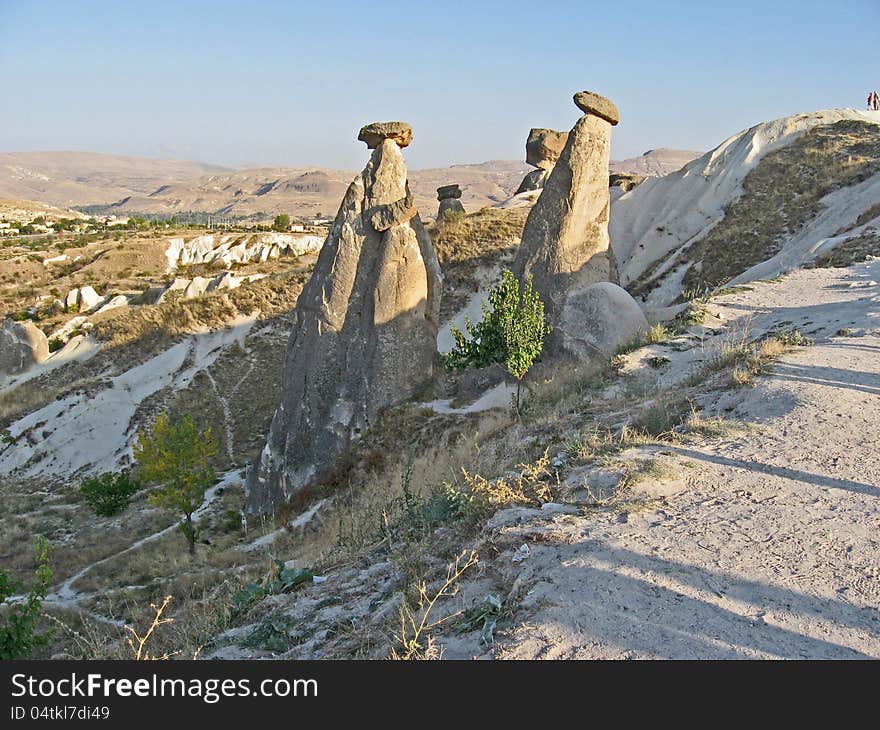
[357,121,414,149]
[573,91,619,126]
[436,184,462,200]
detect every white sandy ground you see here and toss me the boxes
[609,108,880,305]
[423,383,517,415]
[466,260,880,659]
[0,316,257,480]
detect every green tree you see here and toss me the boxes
[444,270,551,414]
[0,536,53,659]
[133,413,217,555]
[79,470,141,517]
[272,213,291,232]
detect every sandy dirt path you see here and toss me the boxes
[491,261,880,659]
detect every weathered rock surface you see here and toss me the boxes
[513,91,620,356]
[78,286,102,312]
[573,90,620,125]
[526,128,569,170]
[357,121,413,149]
[95,295,129,314]
[513,128,569,196]
[0,319,49,376]
[155,271,266,303]
[246,126,442,513]
[437,198,465,221]
[514,168,549,195]
[557,282,648,358]
[436,184,465,220]
[609,172,647,191]
[63,286,105,313]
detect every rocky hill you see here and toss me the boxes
[0,150,701,222]
[0,151,231,207]
[611,109,880,305]
[611,148,702,177]
[99,162,533,221]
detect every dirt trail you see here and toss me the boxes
[488,261,880,659]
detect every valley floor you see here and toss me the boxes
[485,262,880,659]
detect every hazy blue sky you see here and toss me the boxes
[1,0,878,169]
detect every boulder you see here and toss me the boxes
[513,90,620,355]
[436,184,462,200]
[183,277,212,300]
[357,121,413,149]
[65,288,80,312]
[436,184,465,220]
[525,128,569,170]
[246,124,442,513]
[78,286,102,312]
[573,90,620,125]
[0,319,49,376]
[95,295,129,314]
[557,282,649,359]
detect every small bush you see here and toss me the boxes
[0,536,53,659]
[444,270,551,413]
[79,471,141,517]
[458,451,555,510]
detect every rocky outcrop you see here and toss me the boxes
[609,172,647,192]
[436,184,465,221]
[155,271,266,303]
[0,319,49,376]
[515,128,569,195]
[246,122,442,513]
[513,90,622,358]
[164,232,323,270]
[557,282,648,359]
[526,128,569,170]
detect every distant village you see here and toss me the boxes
[0,206,330,238]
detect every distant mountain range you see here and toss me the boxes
[0,148,700,220]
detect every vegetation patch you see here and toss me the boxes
[629,120,880,299]
[429,207,527,319]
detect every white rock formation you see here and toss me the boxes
[164,232,324,270]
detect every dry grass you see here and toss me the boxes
[429,207,527,319]
[390,550,478,660]
[459,451,555,509]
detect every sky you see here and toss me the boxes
[1,0,878,170]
